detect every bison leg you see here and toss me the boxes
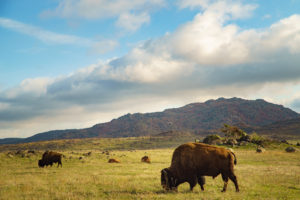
[188,176,197,191]
[221,173,229,192]
[189,181,197,191]
[58,160,62,167]
[229,173,239,192]
[198,176,205,191]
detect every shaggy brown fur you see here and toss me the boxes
[38,151,62,168]
[141,156,151,163]
[161,142,239,192]
[108,158,120,163]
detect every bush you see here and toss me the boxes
[239,135,251,142]
[203,134,222,145]
[250,133,266,145]
[221,124,248,140]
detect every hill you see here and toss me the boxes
[1,97,299,144]
[256,117,300,137]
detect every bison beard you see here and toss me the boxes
[161,142,239,192]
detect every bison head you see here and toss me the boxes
[38,159,45,168]
[161,168,178,191]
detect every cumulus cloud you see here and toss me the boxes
[176,0,257,19]
[42,0,166,31]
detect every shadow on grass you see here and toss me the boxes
[288,186,300,191]
[102,189,204,195]
[102,189,169,195]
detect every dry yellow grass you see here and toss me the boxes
[0,143,300,199]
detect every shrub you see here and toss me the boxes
[250,132,266,145]
[203,134,222,145]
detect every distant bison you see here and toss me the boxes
[108,158,120,163]
[141,156,151,163]
[161,142,239,192]
[285,147,296,153]
[38,151,63,168]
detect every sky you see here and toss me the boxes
[0,0,300,139]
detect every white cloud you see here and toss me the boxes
[0,17,118,54]
[116,12,150,32]
[176,0,257,19]
[42,0,166,31]
[169,12,248,65]
[168,12,300,66]
[0,17,90,45]
[43,0,165,19]
[4,78,52,99]
[263,15,300,54]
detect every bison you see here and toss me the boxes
[141,156,151,163]
[38,151,62,168]
[161,142,239,192]
[108,158,120,163]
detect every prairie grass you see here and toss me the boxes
[0,140,300,200]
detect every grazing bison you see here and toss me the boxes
[161,142,239,192]
[38,151,63,168]
[108,158,120,163]
[141,156,151,163]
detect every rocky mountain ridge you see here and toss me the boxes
[1,97,299,144]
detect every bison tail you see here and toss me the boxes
[231,151,237,165]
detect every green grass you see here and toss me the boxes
[0,137,300,199]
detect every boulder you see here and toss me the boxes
[256,147,266,153]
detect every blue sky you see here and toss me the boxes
[0,0,300,138]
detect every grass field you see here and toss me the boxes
[0,137,300,200]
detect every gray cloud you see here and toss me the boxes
[290,98,300,112]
